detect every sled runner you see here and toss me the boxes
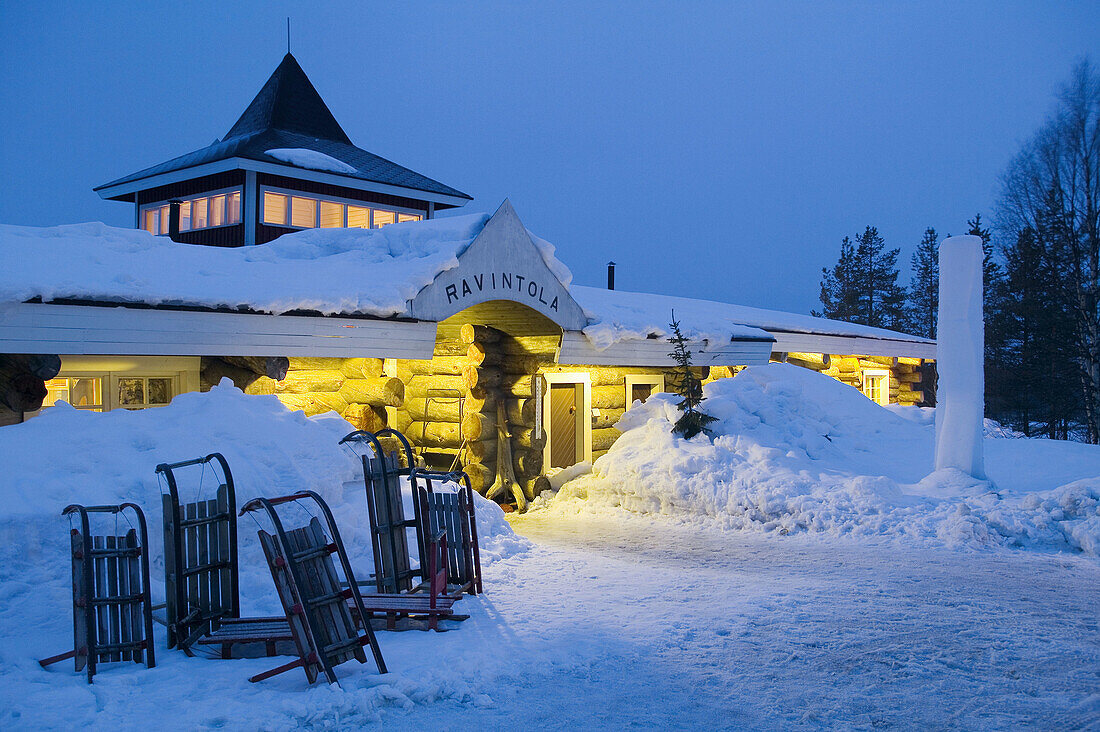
[155,454,292,658]
[240,490,387,685]
[38,503,155,683]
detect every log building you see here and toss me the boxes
[0,53,936,509]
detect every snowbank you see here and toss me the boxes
[0,381,527,617]
[0,217,490,317]
[541,364,1100,556]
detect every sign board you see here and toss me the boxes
[408,200,588,331]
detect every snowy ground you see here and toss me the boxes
[6,511,1097,730]
[3,369,1100,729]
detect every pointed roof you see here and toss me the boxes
[224,53,352,144]
[95,54,470,204]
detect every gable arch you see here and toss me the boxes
[408,200,588,331]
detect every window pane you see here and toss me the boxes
[70,378,102,408]
[210,194,226,227]
[227,191,241,223]
[143,209,158,234]
[43,378,70,407]
[373,210,396,228]
[319,201,343,228]
[397,213,421,223]
[346,206,370,228]
[118,378,145,407]
[179,200,191,231]
[263,192,287,225]
[192,198,209,229]
[291,196,317,228]
[147,378,172,405]
[160,206,170,233]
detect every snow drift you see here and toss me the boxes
[0,381,528,618]
[544,364,1100,556]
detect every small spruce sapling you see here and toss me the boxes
[667,312,718,439]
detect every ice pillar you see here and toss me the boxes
[934,235,986,479]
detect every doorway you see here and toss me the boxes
[542,373,592,469]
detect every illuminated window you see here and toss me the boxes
[192,198,209,229]
[143,208,159,235]
[264,192,288,225]
[347,206,370,228]
[43,377,104,411]
[227,191,241,224]
[373,210,396,228]
[861,369,890,406]
[179,200,192,231]
[291,196,316,228]
[117,376,175,410]
[319,201,344,228]
[210,194,226,227]
[397,213,422,223]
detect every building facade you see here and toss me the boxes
[0,53,935,509]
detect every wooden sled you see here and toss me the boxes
[38,503,155,683]
[339,429,464,629]
[240,491,387,685]
[155,454,293,658]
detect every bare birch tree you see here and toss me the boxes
[996,59,1100,442]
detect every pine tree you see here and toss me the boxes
[906,227,939,339]
[814,227,907,330]
[853,226,908,330]
[667,312,717,439]
[813,236,861,322]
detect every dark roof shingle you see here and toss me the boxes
[96,53,470,201]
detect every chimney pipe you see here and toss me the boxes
[607,261,616,290]
[167,199,182,242]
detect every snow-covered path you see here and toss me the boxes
[387,511,1100,730]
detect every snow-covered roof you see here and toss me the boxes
[573,285,933,349]
[0,216,931,354]
[0,216,493,318]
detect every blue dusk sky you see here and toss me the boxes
[1,2,1097,316]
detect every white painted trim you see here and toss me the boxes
[0,303,437,358]
[95,157,471,208]
[768,331,936,360]
[259,185,425,230]
[140,185,243,235]
[541,371,592,469]
[558,332,774,367]
[624,374,664,407]
[860,368,891,406]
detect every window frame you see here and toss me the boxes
[861,368,891,406]
[140,185,244,235]
[624,374,664,407]
[258,185,425,231]
[111,373,180,410]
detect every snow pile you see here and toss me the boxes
[0,217,492,316]
[264,147,358,174]
[572,284,932,349]
[543,364,1100,555]
[0,381,527,615]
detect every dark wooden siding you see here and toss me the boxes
[257,223,299,245]
[136,171,245,206]
[172,224,245,247]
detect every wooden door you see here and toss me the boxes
[549,383,579,468]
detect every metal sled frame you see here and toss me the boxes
[155,454,291,657]
[410,468,484,597]
[339,429,425,594]
[38,503,155,683]
[240,491,387,685]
